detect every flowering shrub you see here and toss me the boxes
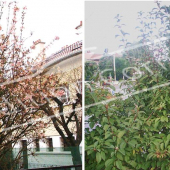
[85,1,170,170]
[0,1,82,169]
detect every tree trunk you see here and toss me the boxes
[70,146,82,170]
[0,148,13,170]
[21,140,28,169]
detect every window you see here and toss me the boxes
[35,139,40,152]
[46,138,53,152]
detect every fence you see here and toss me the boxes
[24,164,82,170]
[0,147,82,170]
[45,41,82,63]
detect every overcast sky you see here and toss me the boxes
[85,1,170,54]
[2,0,83,56]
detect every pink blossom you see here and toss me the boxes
[0,45,6,50]
[55,36,60,40]
[1,85,5,90]
[14,6,19,12]
[25,94,33,100]
[20,26,24,30]
[13,18,17,23]
[11,63,15,67]
[56,89,65,97]
[31,45,35,49]
[16,62,22,66]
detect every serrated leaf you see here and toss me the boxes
[103,117,108,123]
[165,139,169,148]
[118,131,125,139]
[89,122,95,129]
[120,141,126,150]
[101,151,106,161]
[155,118,160,123]
[160,143,164,150]
[96,163,105,170]
[116,160,122,169]
[96,152,101,163]
[161,116,168,122]
[104,124,110,131]
[117,152,123,161]
[128,140,137,147]
[119,148,125,155]
[167,134,170,140]
[105,159,113,167]
[130,160,137,168]
[105,132,111,139]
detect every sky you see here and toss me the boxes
[2,0,83,56]
[85,1,170,55]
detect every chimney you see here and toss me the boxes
[75,21,82,30]
[32,39,46,60]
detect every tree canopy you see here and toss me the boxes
[0,2,82,169]
[85,1,170,170]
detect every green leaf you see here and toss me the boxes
[96,162,105,170]
[105,159,113,167]
[91,92,98,102]
[129,161,137,168]
[117,152,123,161]
[157,161,161,167]
[119,148,125,155]
[160,143,164,150]
[87,149,94,155]
[167,134,170,140]
[161,116,168,122]
[89,122,95,129]
[94,141,98,147]
[154,121,159,129]
[161,161,167,170]
[166,140,170,148]
[144,162,151,169]
[163,110,166,116]
[117,138,121,145]
[147,152,154,160]
[101,151,106,161]
[116,160,123,169]
[135,95,139,101]
[96,152,101,163]
[155,118,160,123]
[124,155,129,162]
[128,139,137,147]
[103,117,108,123]
[105,132,111,139]
[104,124,110,131]
[151,161,156,168]
[118,131,125,139]
[120,141,127,149]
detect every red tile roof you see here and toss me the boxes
[85,53,103,61]
[32,41,82,73]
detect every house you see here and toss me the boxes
[13,23,82,169]
[85,52,103,65]
[12,40,82,169]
